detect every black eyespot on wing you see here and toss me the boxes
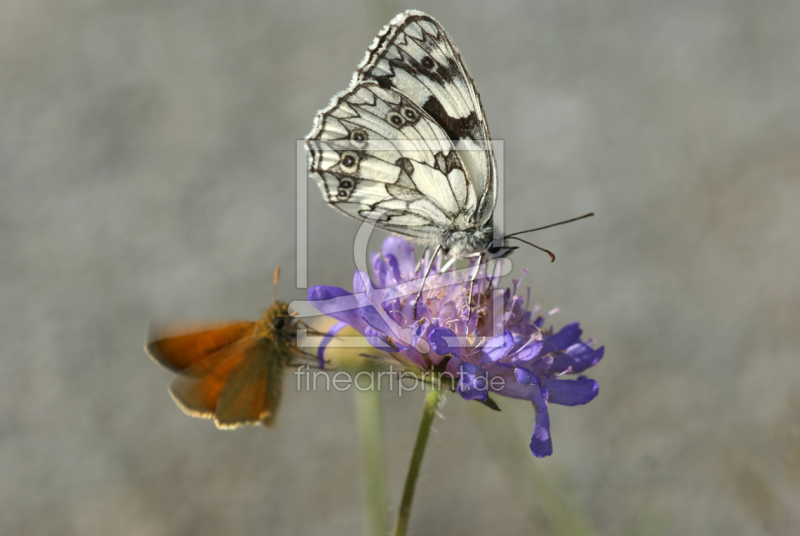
[336,176,356,201]
[388,112,404,126]
[421,56,435,70]
[350,129,368,147]
[340,151,359,172]
[401,107,418,122]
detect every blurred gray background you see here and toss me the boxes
[3,0,799,534]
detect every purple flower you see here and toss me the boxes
[308,237,603,458]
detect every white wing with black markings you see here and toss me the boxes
[306,10,498,257]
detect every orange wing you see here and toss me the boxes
[146,322,254,372]
[213,338,280,428]
[147,308,294,428]
[149,328,286,428]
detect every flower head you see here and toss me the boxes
[309,237,603,457]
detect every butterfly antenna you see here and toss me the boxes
[272,267,280,306]
[505,236,556,262]
[505,212,594,238]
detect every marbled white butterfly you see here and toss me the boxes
[306,10,512,262]
[306,10,592,290]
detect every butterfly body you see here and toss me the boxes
[437,220,495,259]
[147,300,297,428]
[306,11,511,260]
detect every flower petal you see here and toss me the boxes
[458,363,488,401]
[307,286,368,334]
[371,252,388,288]
[364,326,395,350]
[411,318,429,347]
[540,322,582,354]
[381,236,415,276]
[359,291,395,339]
[483,366,536,399]
[482,330,515,363]
[529,386,553,457]
[316,321,347,367]
[393,318,431,362]
[384,254,403,286]
[508,338,544,365]
[552,344,604,374]
[352,270,371,296]
[381,287,403,323]
[429,327,461,359]
[400,294,429,322]
[544,377,599,406]
[514,367,536,385]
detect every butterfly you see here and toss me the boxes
[306,11,593,313]
[146,269,301,428]
[305,10,511,265]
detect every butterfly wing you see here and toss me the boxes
[307,11,498,253]
[355,10,497,227]
[307,81,478,243]
[146,321,255,372]
[165,336,285,428]
[160,336,254,422]
[148,321,288,428]
[213,337,286,428]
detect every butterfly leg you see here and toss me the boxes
[413,245,442,319]
[288,351,329,368]
[467,252,485,318]
[293,319,325,336]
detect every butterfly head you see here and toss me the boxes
[440,222,516,260]
[257,301,294,341]
[486,242,517,259]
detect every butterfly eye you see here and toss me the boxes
[421,56,435,69]
[340,151,359,172]
[387,112,404,126]
[401,107,418,122]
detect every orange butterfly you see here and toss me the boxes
[146,269,303,428]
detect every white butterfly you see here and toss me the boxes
[305,10,510,263]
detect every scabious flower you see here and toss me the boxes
[308,237,603,457]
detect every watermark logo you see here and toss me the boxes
[294,365,505,397]
[291,139,511,350]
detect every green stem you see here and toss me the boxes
[393,387,442,536]
[354,384,388,536]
